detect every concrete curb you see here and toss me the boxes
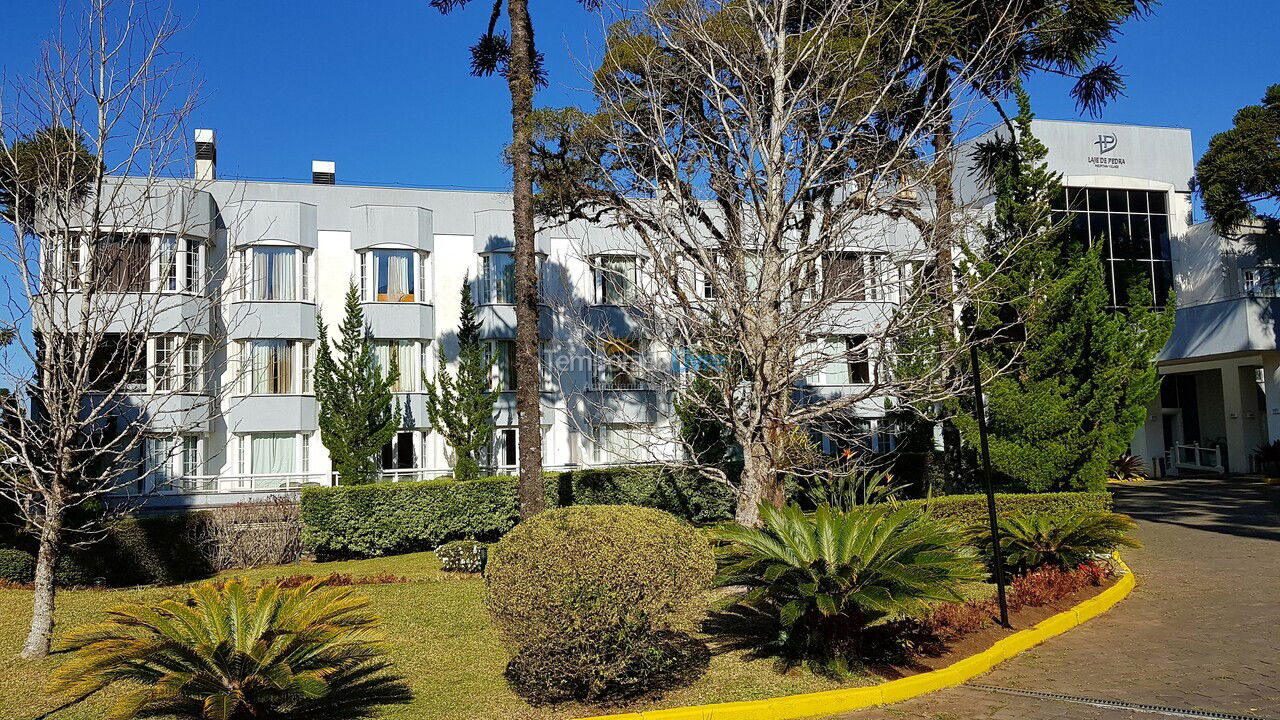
[576,555,1136,720]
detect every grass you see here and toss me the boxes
[0,552,873,720]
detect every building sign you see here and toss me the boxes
[1087,133,1126,169]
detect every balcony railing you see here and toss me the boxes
[1168,443,1225,474]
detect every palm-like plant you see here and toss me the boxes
[978,510,1141,575]
[47,578,412,720]
[1108,453,1147,482]
[714,503,983,672]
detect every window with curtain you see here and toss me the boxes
[595,337,647,389]
[814,335,870,385]
[250,247,297,301]
[374,249,416,302]
[248,340,295,394]
[823,251,885,301]
[93,233,151,292]
[249,433,296,488]
[373,340,418,392]
[595,255,638,304]
[482,253,516,304]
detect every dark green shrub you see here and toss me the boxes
[435,539,487,573]
[301,478,520,557]
[505,629,709,705]
[546,467,735,524]
[0,548,35,584]
[485,505,715,703]
[976,509,1141,574]
[715,503,984,673]
[486,505,715,647]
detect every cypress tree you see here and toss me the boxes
[314,284,400,485]
[957,89,1174,492]
[423,277,497,481]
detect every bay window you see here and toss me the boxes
[488,339,516,391]
[237,432,308,488]
[595,337,648,390]
[823,251,887,301]
[481,252,516,304]
[360,249,427,302]
[593,255,639,304]
[143,435,203,491]
[592,425,647,463]
[150,336,205,393]
[815,335,871,385]
[240,340,310,395]
[244,246,310,301]
[373,339,424,392]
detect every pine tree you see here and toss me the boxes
[314,284,400,485]
[956,89,1174,492]
[423,278,496,481]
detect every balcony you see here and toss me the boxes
[352,205,433,252]
[227,302,317,342]
[225,395,318,434]
[362,302,435,340]
[42,291,213,336]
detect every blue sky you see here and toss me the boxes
[1,1,1277,204]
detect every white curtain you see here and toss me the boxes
[374,342,393,386]
[252,434,295,488]
[253,247,295,300]
[384,252,411,300]
[397,341,416,391]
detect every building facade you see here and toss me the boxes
[54,118,1255,511]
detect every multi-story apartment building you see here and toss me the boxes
[49,117,1265,510]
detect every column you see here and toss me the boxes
[1263,354,1280,443]
[1221,364,1248,473]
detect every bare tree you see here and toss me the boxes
[0,0,241,657]
[533,0,1035,525]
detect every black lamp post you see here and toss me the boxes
[969,342,1009,628]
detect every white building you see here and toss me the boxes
[49,117,1254,511]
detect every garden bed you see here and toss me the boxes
[0,552,1121,720]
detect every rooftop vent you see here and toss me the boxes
[312,160,335,185]
[194,129,216,181]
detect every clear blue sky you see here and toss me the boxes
[1,1,1277,202]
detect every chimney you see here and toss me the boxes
[194,129,216,181]
[312,160,335,185]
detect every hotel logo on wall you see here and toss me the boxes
[1088,133,1126,168]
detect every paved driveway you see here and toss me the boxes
[832,477,1280,720]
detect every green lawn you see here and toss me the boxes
[0,552,872,720]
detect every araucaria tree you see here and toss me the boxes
[315,284,400,485]
[428,0,602,518]
[423,277,497,480]
[1196,84,1280,234]
[956,90,1173,492]
[0,1,238,657]
[532,0,1037,525]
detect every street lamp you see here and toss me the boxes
[969,342,1010,628]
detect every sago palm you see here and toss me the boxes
[47,577,412,720]
[714,503,983,671]
[980,510,1141,574]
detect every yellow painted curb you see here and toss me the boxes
[577,555,1136,720]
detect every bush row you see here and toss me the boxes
[300,465,1110,558]
[0,513,211,587]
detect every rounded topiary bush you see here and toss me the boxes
[0,548,36,584]
[485,505,715,703]
[485,505,715,646]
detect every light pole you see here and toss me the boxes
[970,343,1009,628]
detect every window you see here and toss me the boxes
[88,334,146,391]
[300,341,313,393]
[481,253,516,304]
[243,340,303,394]
[824,251,886,301]
[373,340,420,392]
[93,233,150,292]
[380,431,419,473]
[596,337,648,390]
[246,246,307,301]
[248,433,296,487]
[594,255,638,304]
[152,336,177,392]
[182,436,202,479]
[1052,187,1173,307]
[489,339,516,391]
[148,336,204,393]
[184,238,202,292]
[1244,267,1280,297]
[593,425,646,463]
[371,249,418,302]
[815,335,871,385]
[158,236,178,292]
[494,427,518,468]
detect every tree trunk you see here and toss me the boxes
[507,0,545,519]
[735,437,783,527]
[928,69,964,486]
[21,504,61,659]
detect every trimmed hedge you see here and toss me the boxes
[901,491,1113,527]
[300,464,1111,558]
[0,548,35,584]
